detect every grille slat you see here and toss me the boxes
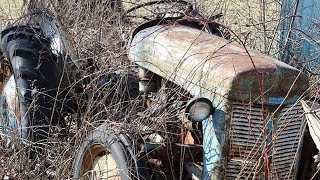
[277,122,303,131]
[273,142,299,150]
[276,121,302,127]
[230,141,262,147]
[230,117,263,125]
[225,159,258,179]
[229,121,263,128]
[274,134,301,141]
[273,154,297,162]
[231,128,262,135]
[232,110,264,117]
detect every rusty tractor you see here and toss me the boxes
[0,0,318,179]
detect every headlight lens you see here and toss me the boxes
[185,97,214,122]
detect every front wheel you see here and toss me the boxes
[73,124,149,180]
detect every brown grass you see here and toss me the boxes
[0,0,23,28]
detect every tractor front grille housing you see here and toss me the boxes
[225,102,305,179]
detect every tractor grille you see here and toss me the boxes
[225,102,305,179]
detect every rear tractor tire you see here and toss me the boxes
[0,25,64,144]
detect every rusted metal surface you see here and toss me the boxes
[91,153,120,179]
[80,144,107,178]
[129,25,309,105]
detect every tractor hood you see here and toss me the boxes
[129,25,309,105]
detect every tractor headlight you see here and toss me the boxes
[185,97,214,122]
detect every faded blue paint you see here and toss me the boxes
[0,75,21,137]
[268,96,285,105]
[9,115,17,129]
[280,0,320,75]
[267,95,300,105]
[201,95,226,180]
[202,109,225,180]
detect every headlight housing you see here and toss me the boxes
[185,97,214,122]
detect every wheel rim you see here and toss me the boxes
[91,153,120,179]
[80,144,121,180]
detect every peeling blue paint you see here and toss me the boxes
[202,102,225,179]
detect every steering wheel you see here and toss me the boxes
[123,0,194,22]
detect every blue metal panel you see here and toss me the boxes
[280,0,320,74]
[202,104,225,180]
